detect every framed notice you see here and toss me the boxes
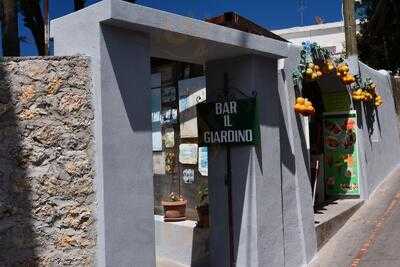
[323,111,360,196]
[179,144,198,164]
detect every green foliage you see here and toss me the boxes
[293,42,333,85]
[356,0,400,72]
[196,183,208,206]
[168,192,184,202]
[18,0,45,55]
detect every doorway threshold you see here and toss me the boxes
[315,199,364,250]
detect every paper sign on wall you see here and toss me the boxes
[179,144,198,164]
[164,128,175,148]
[153,152,165,175]
[198,147,208,176]
[178,76,206,138]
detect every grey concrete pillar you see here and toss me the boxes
[100,25,155,266]
[205,55,284,267]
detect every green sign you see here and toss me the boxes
[323,112,360,196]
[322,91,351,112]
[197,98,260,146]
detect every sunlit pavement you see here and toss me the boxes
[309,166,400,267]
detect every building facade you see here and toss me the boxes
[1,1,397,266]
[273,21,360,55]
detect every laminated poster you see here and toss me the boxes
[198,147,208,176]
[182,169,195,184]
[179,144,198,165]
[164,128,175,148]
[323,112,360,196]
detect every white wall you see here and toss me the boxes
[273,21,360,55]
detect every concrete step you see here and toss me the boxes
[315,199,364,249]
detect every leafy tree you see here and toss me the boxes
[1,0,20,56]
[19,0,45,55]
[1,0,138,56]
[356,0,400,72]
[74,0,85,11]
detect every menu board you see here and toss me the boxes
[323,112,360,196]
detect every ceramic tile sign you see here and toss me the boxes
[161,108,177,125]
[182,169,195,184]
[178,76,206,138]
[323,111,360,196]
[161,86,176,103]
[198,147,208,176]
[197,97,260,146]
[164,128,175,148]
[151,73,162,151]
[179,143,198,164]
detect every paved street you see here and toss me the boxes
[310,166,400,267]
[358,195,400,267]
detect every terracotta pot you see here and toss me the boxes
[196,204,209,228]
[162,200,187,222]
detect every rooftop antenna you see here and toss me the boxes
[298,0,307,26]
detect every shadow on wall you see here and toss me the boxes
[0,62,37,265]
[191,226,210,267]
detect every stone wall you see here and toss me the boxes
[0,56,96,266]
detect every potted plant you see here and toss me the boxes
[196,183,209,228]
[161,192,187,222]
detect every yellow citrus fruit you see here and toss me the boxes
[296,97,305,105]
[311,73,318,80]
[294,103,302,112]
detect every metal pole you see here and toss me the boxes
[44,0,49,56]
[224,74,235,267]
[343,0,358,57]
[226,146,235,267]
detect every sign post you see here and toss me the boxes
[197,74,260,267]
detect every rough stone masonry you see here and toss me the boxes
[0,56,96,266]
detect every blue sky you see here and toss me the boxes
[19,0,343,56]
